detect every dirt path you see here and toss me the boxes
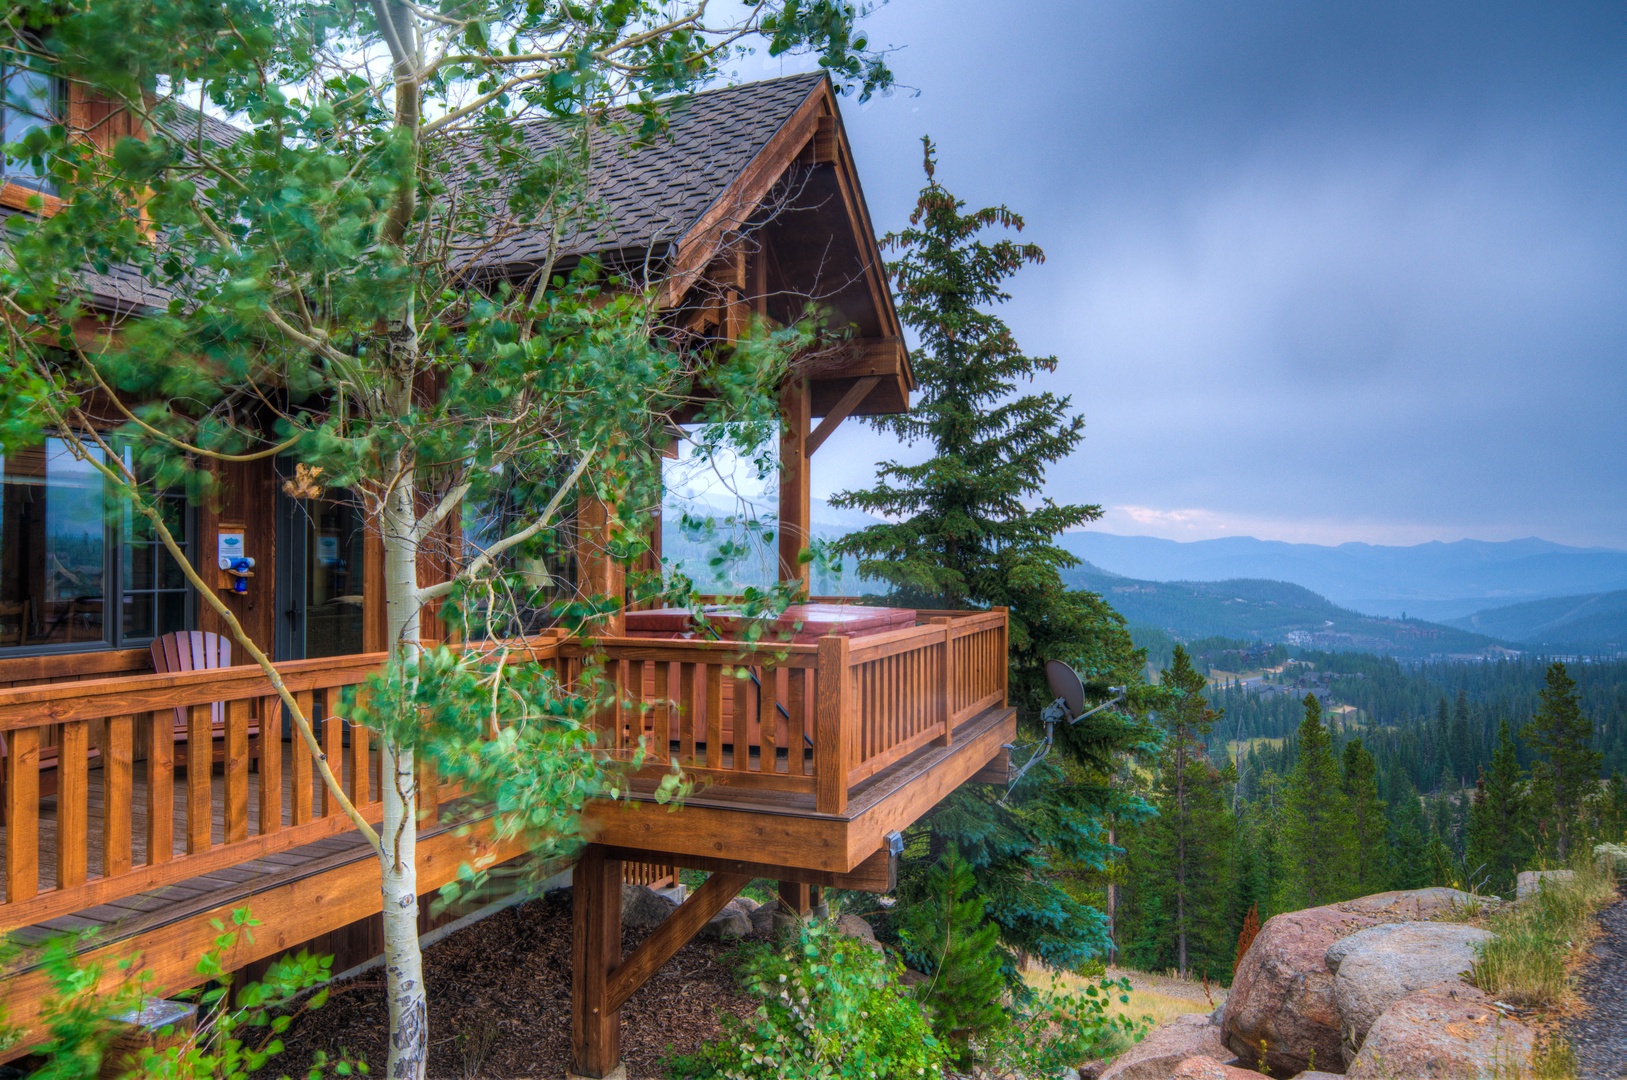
[1564,887,1627,1080]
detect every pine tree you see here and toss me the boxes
[896,850,1008,1067]
[1341,739,1390,895]
[1389,788,1432,890]
[838,139,1151,968]
[830,136,1115,715]
[1464,720,1532,897]
[1275,695,1356,910]
[1120,647,1235,979]
[1523,662,1603,859]
[1451,690,1475,786]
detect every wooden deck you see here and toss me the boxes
[0,609,1013,1051]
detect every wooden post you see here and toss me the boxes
[778,879,812,916]
[815,634,851,815]
[930,616,954,747]
[571,845,624,1079]
[778,379,811,592]
[577,495,626,636]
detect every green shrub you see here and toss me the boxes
[977,976,1147,1080]
[664,918,946,1080]
[1471,856,1616,1008]
[895,851,1007,1066]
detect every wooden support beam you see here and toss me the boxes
[806,376,880,456]
[778,379,811,590]
[599,844,898,894]
[969,744,1012,785]
[571,846,623,1079]
[577,495,626,635]
[606,870,749,1012]
[778,879,813,917]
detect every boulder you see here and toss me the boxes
[1594,842,1627,871]
[1292,1073,1344,1079]
[730,895,761,914]
[748,904,779,939]
[621,884,677,931]
[1327,921,1494,1057]
[1337,887,1487,918]
[1221,903,1387,1075]
[700,905,754,941]
[1168,1057,1264,1079]
[1515,869,1574,900]
[1345,982,1533,1079]
[1101,1013,1228,1080]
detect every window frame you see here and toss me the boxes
[0,35,61,195]
[0,436,197,659]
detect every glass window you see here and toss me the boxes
[1,42,57,192]
[1,439,106,646]
[0,437,192,653]
[304,494,366,659]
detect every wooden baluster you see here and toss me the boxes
[103,715,134,877]
[291,691,314,826]
[626,660,646,757]
[705,663,723,769]
[787,667,806,777]
[652,661,670,765]
[418,755,439,824]
[258,696,283,834]
[679,663,696,767]
[225,698,250,844]
[147,713,174,865]
[321,695,343,818]
[5,727,40,901]
[58,720,89,889]
[187,702,213,854]
[733,666,752,773]
[815,635,851,814]
[350,688,371,807]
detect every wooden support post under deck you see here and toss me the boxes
[778,378,811,591]
[572,846,623,1079]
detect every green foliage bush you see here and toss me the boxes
[976,976,1147,1080]
[664,919,945,1080]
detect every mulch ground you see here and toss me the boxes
[266,889,757,1080]
[1563,886,1627,1080]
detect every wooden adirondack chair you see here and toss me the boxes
[150,631,262,768]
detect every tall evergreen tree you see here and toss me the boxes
[1341,739,1390,895]
[1275,695,1356,910]
[1464,720,1532,897]
[1389,788,1432,890]
[1523,662,1603,859]
[1120,647,1234,979]
[837,140,1151,968]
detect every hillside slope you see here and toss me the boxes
[1061,562,1508,658]
[1058,533,1627,621]
[1447,590,1627,652]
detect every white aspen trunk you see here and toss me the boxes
[380,472,429,1080]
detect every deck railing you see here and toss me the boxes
[0,609,1007,931]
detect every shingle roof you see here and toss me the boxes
[466,71,827,271]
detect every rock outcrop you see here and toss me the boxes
[1100,1014,1229,1080]
[1344,982,1534,1079]
[1336,886,1487,917]
[621,884,677,930]
[1595,842,1627,870]
[1516,869,1575,900]
[1167,1056,1260,1079]
[1221,903,1386,1074]
[1326,921,1494,1058]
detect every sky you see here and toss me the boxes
[725,1,1627,549]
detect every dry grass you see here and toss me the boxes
[1026,964,1220,1030]
[1470,856,1616,1010]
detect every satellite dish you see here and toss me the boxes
[1045,660,1086,720]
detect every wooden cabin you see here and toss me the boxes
[0,70,1016,1077]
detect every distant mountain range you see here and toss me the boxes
[1059,561,1507,659]
[1057,533,1627,622]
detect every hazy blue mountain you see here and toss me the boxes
[1447,590,1627,652]
[1061,561,1508,659]
[1056,533,1627,621]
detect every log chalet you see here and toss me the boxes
[0,67,1016,1076]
